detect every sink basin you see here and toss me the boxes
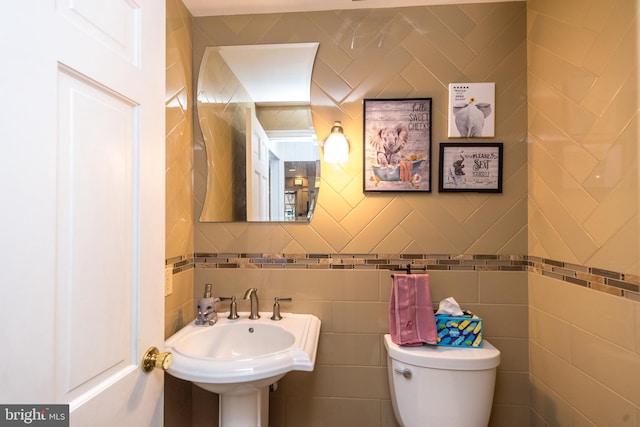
[173,322,295,359]
[165,312,321,394]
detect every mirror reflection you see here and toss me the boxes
[197,42,320,222]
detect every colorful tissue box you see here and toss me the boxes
[435,311,483,347]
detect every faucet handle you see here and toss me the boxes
[270,297,292,321]
[220,296,240,319]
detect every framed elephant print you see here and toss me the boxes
[438,142,503,193]
[363,98,431,192]
[447,82,495,138]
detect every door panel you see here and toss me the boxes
[56,68,136,402]
[57,0,139,64]
[246,107,270,221]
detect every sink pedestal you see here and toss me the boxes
[219,386,269,427]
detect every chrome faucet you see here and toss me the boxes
[243,288,260,319]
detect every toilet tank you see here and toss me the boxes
[384,334,500,427]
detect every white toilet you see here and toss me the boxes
[384,334,500,427]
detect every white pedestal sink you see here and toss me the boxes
[165,312,321,427]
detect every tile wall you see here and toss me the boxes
[166,0,194,262]
[191,4,529,256]
[182,4,530,426]
[195,265,529,427]
[527,0,640,425]
[164,0,640,426]
[528,0,639,276]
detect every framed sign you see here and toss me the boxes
[448,82,495,138]
[363,98,431,192]
[438,143,503,193]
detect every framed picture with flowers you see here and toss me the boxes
[363,98,431,192]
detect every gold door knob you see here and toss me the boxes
[142,347,173,373]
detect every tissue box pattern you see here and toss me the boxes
[435,311,482,347]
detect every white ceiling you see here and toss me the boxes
[215,43,318,103]
[182,0,520,17]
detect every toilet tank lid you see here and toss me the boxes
[383,334,500,370]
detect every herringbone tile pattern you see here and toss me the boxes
[193,4,528,255]
[166,0,194,260]
[528,0,640,275]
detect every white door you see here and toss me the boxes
[0,1,166,426]
[246,108,270,221]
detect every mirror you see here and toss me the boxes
[197,42,320,222]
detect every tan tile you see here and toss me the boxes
[396,211,460,254]
[342,199,413,253]
[487,404,531,427]
[528,172,600,262]
[529,306,571,362]
[333,301,389,334]
[376,225,416,254]
[527,43,597,104]
[167,300,195,337]
[582,0,637,75]
[278,365,333,397]
[479,271,528,304]
[464,2,524,52]
[584,50,637,120]
[486,337,529,372]
[466,303,528,338]
[494,371,529,406]
[528,138,599,224]
[285,397,381,427]
[463,7,526,81]
[571,327,640,406]
[529,375,573,427]
[431,5,476,39]
[530,342,636,427]
[333,366,390,399]
[164,269,194,313]
[316,333,382,366]
[528,202,580,265]
[571,410,598,427]
[380,399,401,427]
[583,167,638,245]
[426,271,480,304]
[465,199,528,254]
[528,13,597,66]
[528,112,598,184]
[281,270,380,301]
[581,73,639,160]
[191,1,528,256]
[529,78,596,142]
[530,274,636,351]
[586,217,639,277]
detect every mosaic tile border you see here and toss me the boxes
[166,253,640,302]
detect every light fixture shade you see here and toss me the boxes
[323,121,349,163]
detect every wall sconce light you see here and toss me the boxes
[323,121,349,163]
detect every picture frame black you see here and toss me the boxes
[363,98,432,192]
[438,142,503,193]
